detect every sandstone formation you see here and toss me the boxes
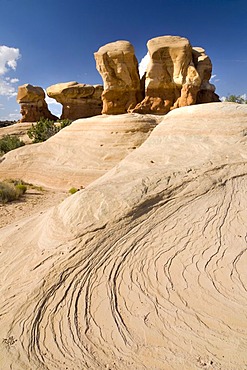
[46,81,103,120]
[94,40,143,114]
[0,103,247,370]
[17,84,58,122]
[132,36,219,114]
[96,36,220,115]
[0,114,160,189]
[193,47,220,103]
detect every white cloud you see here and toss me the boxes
[0,45,21,97]
[210,74,217,80]
[0,78,17,97]
[139,53,150,78]
[0,45,20,75]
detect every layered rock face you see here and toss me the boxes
[94,40,143,114]
[46,81,103,120]
[17,84,58,122]
[96,36,220,115]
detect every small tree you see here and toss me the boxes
[27,118,60,143]
[225,95,247,104]
[27,118,73,143]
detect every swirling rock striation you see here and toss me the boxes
[0,103,247,370]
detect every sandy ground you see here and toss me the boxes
[0,188,67,228]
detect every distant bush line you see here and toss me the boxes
[225,95,247,104]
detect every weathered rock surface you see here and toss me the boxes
[94,40,142,114]
[0,103,247,370]
[46,81,103,120]
[0,114,160,189]
[17,84,58,122]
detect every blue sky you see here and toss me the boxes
[0,0,247,120]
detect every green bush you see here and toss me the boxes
[69,187,78,195]
[59,119,73,129]
[27,118,73,143]
[15,184,27,194]
[0,181,26,203]
[27,118,60,143]
[0,135,25,155]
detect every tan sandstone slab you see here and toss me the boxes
[0,114,160,190]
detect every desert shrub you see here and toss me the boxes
[59,119,72,129]
[0,182,25,203]
[27,118,60,143]
[15,184,27,194]
[69,187,78,195]
[0,135,25,154]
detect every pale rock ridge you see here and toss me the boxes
[94,40,143,114]
[0,114,160,190]
[0,103,247,370]
[46,81,103,120]
[17,84,58,122]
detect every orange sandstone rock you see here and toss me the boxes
[46,81,103,120]
[17,84,58,122]
[94,40,142,114]
[132,36,201,114]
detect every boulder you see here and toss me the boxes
[17,84,58,122]
[94,40,142,114]
[46,81,103,120]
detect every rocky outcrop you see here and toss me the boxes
[133,36,200,114]
[94,40,143,114]
[46,81,103,120]
[17,84,58,122]
[192,47,220,103]
[96,36,220,115]
[132,35,220,114]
